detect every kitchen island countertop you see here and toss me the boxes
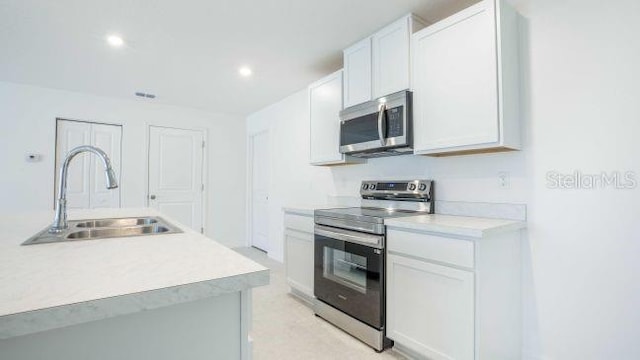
[0,208,268,340]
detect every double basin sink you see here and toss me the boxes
[22,216,183,246]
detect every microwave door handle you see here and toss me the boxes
[377,103,386,146]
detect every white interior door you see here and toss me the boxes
[148,126,204,232]
[56,121,91,209]
[250,131,269,251]
[90,123,122,208]
[55,119,121,209]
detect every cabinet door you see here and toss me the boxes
[309,70,344,165]
[372,17,411,98]
[284,229,314,299]
[413,0,499,153]
[343,38,372,108]
[387,253,474,360]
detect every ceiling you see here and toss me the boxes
[0,0,477,116]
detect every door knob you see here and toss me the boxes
[150,194,156,200]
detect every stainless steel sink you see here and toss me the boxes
[22,216,182,245]
[66,224,171,239]
[75,217,158,228]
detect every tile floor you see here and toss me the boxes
[234,247,407,360]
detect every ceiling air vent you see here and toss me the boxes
[135,92,156,99]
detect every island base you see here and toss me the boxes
[0,290,252,360]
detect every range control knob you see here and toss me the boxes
[418,183,427,191]
[362,184,369,190]
[369,184,376,190]
[408,183,417,191]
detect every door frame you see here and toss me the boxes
[145,124,208,234]
[54,118,123,209]
[246,129,269,250]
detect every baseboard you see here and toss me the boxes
[289,287,315,307]
[391,342,428,360]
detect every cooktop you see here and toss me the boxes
[314,207,421,223]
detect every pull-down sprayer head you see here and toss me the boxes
[49,145,118,233]
[105,166,119,189]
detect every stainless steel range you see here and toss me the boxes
[313,179,433,352]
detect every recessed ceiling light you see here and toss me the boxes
[106,34,124,48]
[238,66,253,77]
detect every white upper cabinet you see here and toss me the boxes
[343,38,372,108]
[412,0,521,156]
[344,14,427,108]
[372,16,425,98]
[309,70,364,166]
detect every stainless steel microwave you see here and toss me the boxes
[339,90,412,158]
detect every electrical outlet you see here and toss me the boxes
[498,171,510,189]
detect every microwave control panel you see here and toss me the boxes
[386,106,404,138]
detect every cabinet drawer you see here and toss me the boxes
[387,229,474,268]
[284,213,314,233]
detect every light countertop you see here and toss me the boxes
[284,204,525,238]
[282,196,363,216]
[282,205,321,216]
[282,205,323,216]
[0,208,268,339]
[385,214,526,238]
[283,203,357,217]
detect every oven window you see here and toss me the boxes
[323,248,367,294]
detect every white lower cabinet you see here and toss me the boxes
[387,254,474,360]
[283,211,315,303]
[386,228,522,360]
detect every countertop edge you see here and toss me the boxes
[385,216,526,239]
[282,207,315,216]
[0,269,269,340]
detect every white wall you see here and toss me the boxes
[246,90,337,261]
[516,0,640,359]
[0,81,246,248]
[246,0,640,359]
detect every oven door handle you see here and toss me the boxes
[377,103,387,147]
[315,224,384,249]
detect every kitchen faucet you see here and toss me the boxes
[49,145,118,233]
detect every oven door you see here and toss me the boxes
[314,225,384,329]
